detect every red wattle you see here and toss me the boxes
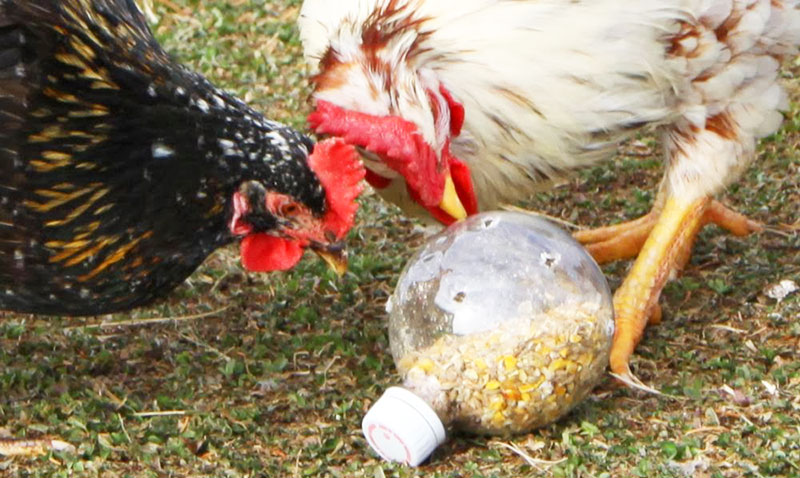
[448,154,479,215]
[411,148,479,226]
[411,85,474,225]
[240,234,305,272]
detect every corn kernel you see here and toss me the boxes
[489,398,506,411]
[520,392,531,402]
[566,362,578,374]
[549,358,571,371]
[502,388,521,401]
[559,348,569,358]
[485,380,501,390]
[416,358,435,372]
[474,358,487,370]
[502,355,517,371]
[519,382,537,393]
[492,411,505,424]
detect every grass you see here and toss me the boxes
[1,1,798,477]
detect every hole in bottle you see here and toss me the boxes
[540,252,559,268]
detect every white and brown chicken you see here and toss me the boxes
[298,0,800,387]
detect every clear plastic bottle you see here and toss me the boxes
[362,212,614,466]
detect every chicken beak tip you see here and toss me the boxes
[313,247,348,277]
[439,174,467,220]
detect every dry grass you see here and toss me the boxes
[1,1,798,477]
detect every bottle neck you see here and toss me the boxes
[402,368,453,425]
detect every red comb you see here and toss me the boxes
[307,137,366,239]
[308,101,444,208]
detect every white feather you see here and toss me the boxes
[300,0,800,209]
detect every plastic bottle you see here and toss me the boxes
[362,212,614,466]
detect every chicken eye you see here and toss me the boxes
[281,203,300,216]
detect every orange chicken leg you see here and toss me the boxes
[575,197,761,389]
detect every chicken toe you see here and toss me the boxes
[574,212,659,264]
[575,200,761,265]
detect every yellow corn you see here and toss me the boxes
[566,362,578,374]
[502,388,521,401]
[489,398,506,411]
[416,358,435,372]
[492,412,505,424]
[549,358,571,371]
[485,380,501,390]
[502,355,517,371]
[519,382,538,393]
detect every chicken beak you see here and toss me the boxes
[439,173,468,220]
[311,242,348,277]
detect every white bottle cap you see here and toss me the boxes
[362,387,447,466]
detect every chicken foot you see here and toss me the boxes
[573,199,759,331]
[603,195,760,391]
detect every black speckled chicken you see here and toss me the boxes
[0,0,364,316]
[299,0,799,387]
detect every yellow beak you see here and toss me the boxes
[312,244,348,277]
[438,173,467,220]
